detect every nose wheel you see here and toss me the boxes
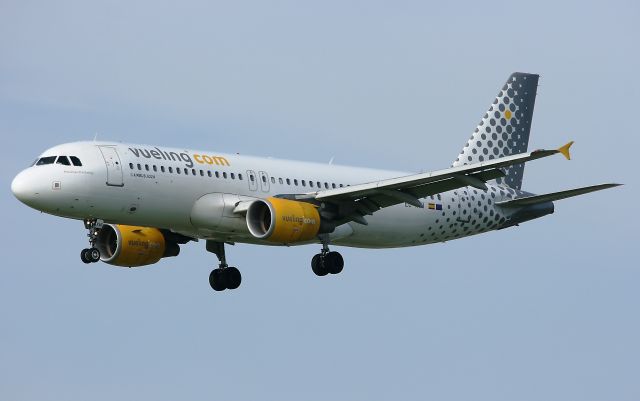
[81,247,101,263]
[206,240,242,292]
[311,243,344,276]
[80,219,102,264]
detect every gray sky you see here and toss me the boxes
[1,1,638,400]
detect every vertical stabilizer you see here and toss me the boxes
[452,72,539,189]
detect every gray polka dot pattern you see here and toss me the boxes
[452,72,539,190]
[415,186,513,245]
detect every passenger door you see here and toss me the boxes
[258,171,270,192]
[247,170,258,191]
[99,146,124,187]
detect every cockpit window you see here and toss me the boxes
[56,156,71,165]
[36,156,57,165]
[70,156,82,166]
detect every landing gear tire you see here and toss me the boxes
[325,251,344,274]
[80,248,91,264]
[225,267,242,290]
[311,254,328,276]
[81,247,100,263]
[209,269,227,291]
[88,248,100,263]
[209,267,242,291]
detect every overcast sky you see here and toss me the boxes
[1,1,638,400]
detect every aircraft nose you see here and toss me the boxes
[11,170,35,204]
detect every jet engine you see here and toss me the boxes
[95,224,180,267]
[246,197,331,243]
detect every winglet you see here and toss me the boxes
[557,141,574,160]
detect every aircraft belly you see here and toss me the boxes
[338,204,434,247]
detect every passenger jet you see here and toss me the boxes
[11,72,619,292]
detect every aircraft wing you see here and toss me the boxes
[298,143,574,224]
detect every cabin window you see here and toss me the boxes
[279,178,283,184]
[332,183,336,188]
[200,170,204,176]
[309,181,314,188]
[223,172,227,179]
[191,169,196,176]
[161,166,165,173]
[56,156,71,166]
[215,171,220,178]
[207,171,212,177]
[339,184,344,188]
[168,166,173,173]
[262,175,267,183]
[238,173,243,180]
[153,165,157,172]
[286,178,291,185]
[176,168,181,174]
[301,180,306,187]
[184,168,188,175]
[271,177,275,184]
[145,164,149,171]
[294,179,298,186]
[324,182,329,189]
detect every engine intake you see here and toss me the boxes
[95,224,180,267]
[246,197,324,243]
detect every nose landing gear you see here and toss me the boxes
[311,243,344,276]
[80,219,102,264]
[206,240,242,291]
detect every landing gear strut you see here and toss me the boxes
[80,218,102,264]
[206,240,242,291]
[311,241,344,277]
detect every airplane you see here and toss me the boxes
[11,72,620,292]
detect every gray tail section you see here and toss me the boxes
[452,72,539,190]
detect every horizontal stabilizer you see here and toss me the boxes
[496,183,622,208]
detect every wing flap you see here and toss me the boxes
[495,183,621,208]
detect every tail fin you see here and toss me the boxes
[452,72,539,189]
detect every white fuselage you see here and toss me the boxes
[12,141,530,248]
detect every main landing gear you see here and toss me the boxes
[311,243,344,277]
[80,218,102,264]
[206,240,242,292]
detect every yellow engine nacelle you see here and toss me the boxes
[95,224,180,267]
[246,197,322,243]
